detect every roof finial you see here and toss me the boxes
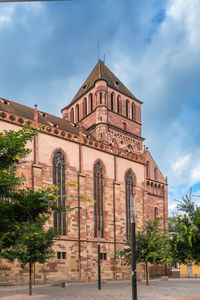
[103,54,105,64]
[34,104,38,127]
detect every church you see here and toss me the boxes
[0,60,168,284]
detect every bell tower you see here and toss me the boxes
[61,60,144,154]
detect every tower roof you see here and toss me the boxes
[62,60,141,111]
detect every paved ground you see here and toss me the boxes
[0,279,200,300]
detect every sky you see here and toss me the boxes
[0,0,200,214]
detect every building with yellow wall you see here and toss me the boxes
[180,264,200,277]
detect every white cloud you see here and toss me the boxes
[111,0,200,200]
[171,154,191,173]
[0,0,199,210]
[0,5,15,28]
[0,2,44,30]
[191,164,200,183]
[166,0,200,51]
[168,202,177,211]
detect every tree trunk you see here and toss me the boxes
[33,263,35,285]
[164,263,167,276]
[29,261,32,296]
[145,261,149,285]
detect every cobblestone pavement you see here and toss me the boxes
[0,279,200,300]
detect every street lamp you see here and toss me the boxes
[97,230,101,290]
[130,194,137,300]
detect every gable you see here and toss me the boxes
[145,150,167,184]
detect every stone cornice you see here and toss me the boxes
[0,109,145,165]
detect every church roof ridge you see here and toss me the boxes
[0,97,95,139]
[62,60,142,111]
[0,96,146,165]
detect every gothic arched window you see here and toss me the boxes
[111,93,114,111]
[94,162,104,238]
[125,170,135,235]
[162,186,165,197]
[89,94,93,112]
[146,161,150,178]
[158,184,161,196]
[100,92,102,104]
[70,108,74,123]
[154,167,157,180]
[154,207,158,219]
[83,98,87,117]
[76,104,79,122]
[53,151,66,235]
[126,100,129,118]
[117,95,120,113]
[131,102,136,121]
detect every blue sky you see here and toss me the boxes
[0,0,200,214]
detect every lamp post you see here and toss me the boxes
[130,194,137,300]
[97,230,101,290]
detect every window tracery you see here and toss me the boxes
[53,151,66,235]
[94,161,104,238]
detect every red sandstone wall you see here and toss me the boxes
[0,117,168,284]
[107,110,141,137]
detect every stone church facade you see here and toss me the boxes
[0,60,168,284]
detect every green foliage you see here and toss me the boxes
[2,221,55,266]
[11,186,58,222]
[0,124,38,170]
[0,125,57,295]
[119,219,170,266]
[0,125,39,199]
[169,191,200,265]
[0,125,93,294]
[119,219,171,285]
[0,186,58,252]
[0,125,41,247]
[0,167,25,197]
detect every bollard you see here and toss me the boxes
[61,282,68,288]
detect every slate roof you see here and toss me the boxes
[0,98,35,121]
[0,97,95,139]
[62,60,141,111]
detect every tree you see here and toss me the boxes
[0,186,58,250]
[169,191,200,266]
[2,220,55,295]
[119,219,170,285]
[0,125,38,197]
[2,188,56,295]
[0,125,39,247]
[0,126,59,295]
[0,125,92,295]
